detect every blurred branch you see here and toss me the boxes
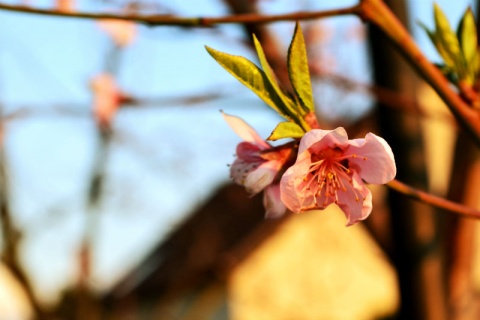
[0,121,44,317]
[2,0,476,144]
[0,88,235,121]
[443,132,480,319]
[0,207,43,318]
[387,179,480,219]
[0,2,359,26]
[0,76,458,128]
[316,72,455,125]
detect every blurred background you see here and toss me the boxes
[0,0,479,319]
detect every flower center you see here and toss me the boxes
[302,148,366,206]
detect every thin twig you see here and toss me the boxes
[387,179,480,218]
[2,0,477,142]
[315,72,455,124]
[0,2,360,26]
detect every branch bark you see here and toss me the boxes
[387,179,480,219]
[360,0,480,147]
[0,2,359,26]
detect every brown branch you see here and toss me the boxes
[2,0,478,146]
[387,179,480,219]
[0,2,360,26]
[2,0,477,146]
[359,0,480,146]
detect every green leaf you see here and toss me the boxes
[419,21,455,68]
[474,47,480,76]
[434,3,462,68]
[458,7,477,65]
[418,21,438,47]
[252,35,298,119]
[206,46,290,117]
[468,47,480,85]
[458,7,478,85]
[267,121,304,141]
[287,22,315,113]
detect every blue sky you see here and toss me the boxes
[0,0,475,306]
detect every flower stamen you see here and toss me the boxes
[300,152,359,207]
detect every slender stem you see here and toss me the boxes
[0,2,360,26]
[359,0,480,147]
[318,72,455,123]
[387,179,480,218]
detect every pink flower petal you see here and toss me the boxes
[230,158,261,186]
[263,185,287,219]
[90,73,120,128]
[244,160,281,195]
[222,112,270,149]
[298,127,348,154]
[280,154,312,212]
[345,133,396,184]
[336,171,372,226]
[236,142,263,162]
[280,168,302,213]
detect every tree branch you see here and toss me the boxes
[359,0,480,147]
[387,179,480,219]
[2,0,477,144]
[0,2,360,26]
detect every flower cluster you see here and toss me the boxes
[225,113,396,226]
[210,23,396,226]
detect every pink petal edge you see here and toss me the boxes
[337,172,373,226]
[222,112,269,149]
[298,128,348,154]
[244,160,281,195]
[264,185,287,219]
[345,132,396,184]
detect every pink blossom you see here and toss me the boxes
[223,112,296,218]
[90,73,123,130]
[98,20,137,47]
[56,0,75,12]
[280,127,396,226]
